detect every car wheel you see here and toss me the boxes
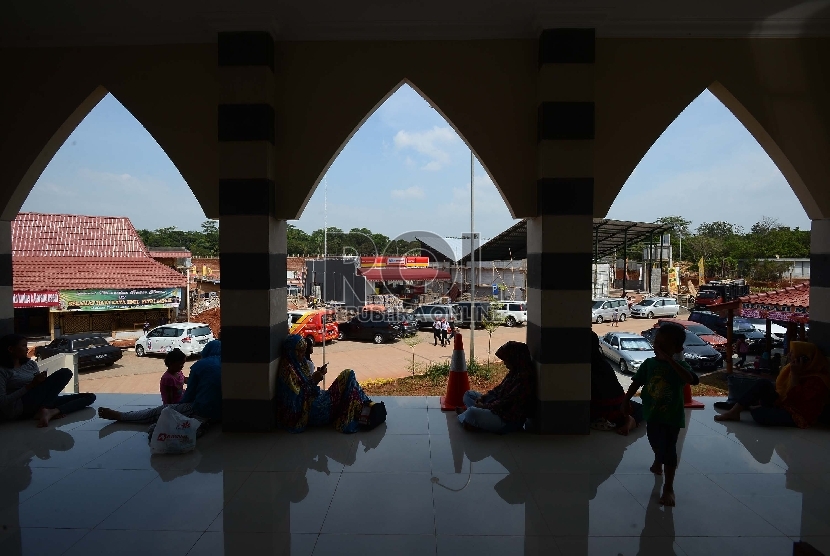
[620,360,629,374]
[505,316,516,327]
[647,311,654,319]
[619,314,626,322]
[306,336,315,346]
[338,331,344,341]
[596,316,603,324]
[373,333,384,344]
[135,345,145,357]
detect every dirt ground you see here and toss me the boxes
[78,315,673,394]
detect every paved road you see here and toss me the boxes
[79,316,665,394]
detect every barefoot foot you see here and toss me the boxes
[659,488,676,506]
[650,462,663,475]
[616,415,637,436]
[714,411,740,422]
[35,408,61,427]
[97,407,121,421]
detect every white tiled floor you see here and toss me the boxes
[1,394,829,555]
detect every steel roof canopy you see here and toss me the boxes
[458,218,673,263]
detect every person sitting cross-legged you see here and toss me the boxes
[457,341,535,434]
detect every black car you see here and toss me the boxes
[689,311,767,352]
[337,314,403,344]
[35,334,123,369]
[640,328,723,371]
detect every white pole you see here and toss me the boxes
[186,266,190,320]
[322,174,327,388]
[470,150,475,364]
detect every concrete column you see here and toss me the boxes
[527,29,595,434]
[0,220,12,336]
[809,219,830,354]
[218,31,286,431]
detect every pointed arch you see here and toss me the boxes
[708,81,817,218]
[1,87,107,220]
[294,78,510,220]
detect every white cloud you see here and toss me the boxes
[392,126,459,171]
[390,186,425,200]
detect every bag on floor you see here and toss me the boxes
[358,401,387,430]
[149,407,201,454]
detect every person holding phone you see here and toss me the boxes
[304,336,329,382]
[0,334,96,427]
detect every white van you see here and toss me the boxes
[592,298,631,324]
[630,297,679,319]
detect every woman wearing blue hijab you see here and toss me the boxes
[98,340,223,424]
[276,334,370,433]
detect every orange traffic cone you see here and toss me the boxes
[683,383,705,409]
[440,332,471,411]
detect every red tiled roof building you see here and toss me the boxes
[13,213,187,336]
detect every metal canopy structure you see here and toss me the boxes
[459,218,673,263]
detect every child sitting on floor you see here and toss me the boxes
[160,348,187,404]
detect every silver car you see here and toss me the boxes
[630,297,679,319]
[591,298,631,324]
[598,332,655,374]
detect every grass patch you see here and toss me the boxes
[364,361,508,397]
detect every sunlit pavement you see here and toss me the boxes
[1,394,829,555]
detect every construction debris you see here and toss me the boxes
[193,307,221,339]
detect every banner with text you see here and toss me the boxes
[54,289,182,312]
[13,291,60,308]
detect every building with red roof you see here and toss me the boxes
[739,283,810,324]
[13,213,187,337]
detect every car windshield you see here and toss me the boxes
[684,331,707,346]
[592,300,604,310]
[639,299,655,306]
[685,324,715,335]
[733,320,756,332]
[619,338,653,351]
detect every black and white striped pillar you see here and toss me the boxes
[0,220,12,336]
[527,29,595,434]
[810,219,830,354]
[218,31,286,432]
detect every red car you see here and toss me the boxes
[653,319,728,353]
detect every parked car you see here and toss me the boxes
[689,311,767,351]
[287,309,339,345]
[641,328,723,371]
[491,301,527,327]
[653,319,728,353]
[35,333,123,369]
[383,311,418,337]
[592,298,631,324]
[411,304,460,329]
[630,297,679,319]
[598,332,655,374]
[744,317,787,346]
[135,322,215,357]
[337,313,402,344]
[453,301,491,328]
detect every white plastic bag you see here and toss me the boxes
[149,407,200,454]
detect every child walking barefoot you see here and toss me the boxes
[160,348,187,404]
[622,323,699,506]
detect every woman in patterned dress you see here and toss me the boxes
[276,334,371,433]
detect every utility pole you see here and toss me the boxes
[186,265,191,320]
[470,149,475,364]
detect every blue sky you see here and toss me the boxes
[23,85,810,240]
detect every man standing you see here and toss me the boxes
[433,317,442,346]
[440,318,450,347]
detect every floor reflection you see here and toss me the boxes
[1,397,829,555]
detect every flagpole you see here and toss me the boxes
[470,149,475,365]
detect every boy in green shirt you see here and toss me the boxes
[622,323,699,506]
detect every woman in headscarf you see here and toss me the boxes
[98,340,222,424]
[276,334,370,433]
[715,340,830,428]
[590,332,642,435]
[457,341,535,434]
